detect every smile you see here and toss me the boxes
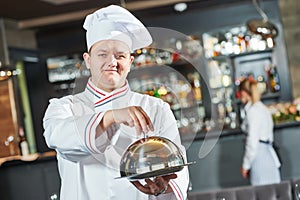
[104,69,119,74]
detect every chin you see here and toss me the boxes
[104,79,124,89]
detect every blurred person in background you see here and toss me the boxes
[239,78,281,185]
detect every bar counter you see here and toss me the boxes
[0,121,299,199]
[182,120,300,141]
[185,120,300,193]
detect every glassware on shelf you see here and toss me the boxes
[18,127,29,156]
[208,60,223,89]
[257,75,267,94]
[295,183,300,200]
[205,56,237,130]
[203,25,274,59]
[188,72,202,102]
[234,63,277,98]
[129,36,206,135]
[181,35,203,60]
[229,112,237,129]
[266,64,280,93]
[132,35,203,68]
[133,48,164,68]
[129,71,199,111]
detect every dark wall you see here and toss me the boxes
[186,124,300,192]
[24,60,54,152]
[36,21,86,57]
[0,158,60,200]
[22,22,86,152]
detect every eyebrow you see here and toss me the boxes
[116,51,130,54]
[95,49,108,53]
[94,49,129,54]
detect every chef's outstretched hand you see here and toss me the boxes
[131,174,177,196]
[100,106,154,135]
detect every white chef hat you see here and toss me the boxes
[83,5,152,52]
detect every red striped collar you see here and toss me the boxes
[86,79,106,97]
[85,78,130,107]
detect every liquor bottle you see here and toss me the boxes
[190,72,202,102]
[237,31,247,53]
[19,127,29,156]
[257,75,267,94]
[267,65,280,93]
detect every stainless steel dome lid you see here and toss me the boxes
[119,136,192,180]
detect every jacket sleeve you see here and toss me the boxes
[43,96,110,162]
[242,106,262,170]
[149,102,189,200]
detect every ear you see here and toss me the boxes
[83,52,91,69]
[128,55,134,72]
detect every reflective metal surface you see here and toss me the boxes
[119,136,189,180]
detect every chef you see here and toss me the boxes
[43,5,189,200]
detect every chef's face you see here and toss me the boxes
[83,40,134,92]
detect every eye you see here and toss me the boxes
[98,53,107,58]
[116,54,127,59]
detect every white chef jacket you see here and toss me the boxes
[242,101,281,185]
[43,79,189,200]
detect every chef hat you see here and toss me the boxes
[83,5,152,52]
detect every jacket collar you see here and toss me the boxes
[244,101,253,112]
[85,78,130,109]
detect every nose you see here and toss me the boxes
[107,55,117,67]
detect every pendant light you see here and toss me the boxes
[247,0,278,39]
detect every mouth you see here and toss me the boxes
[105,69,118,72]
[103,69,120,75]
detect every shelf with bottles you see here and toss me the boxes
[203,25,280,98]
[233,52,281,101]
[202,24,284,131]
[128,41,206,136]
[129,35,205,110]
[204,50,239,130]
[131,34,203,69]
[203,25,275,59]
[204,26,281,100]
[128,65,203,110]
[128,65,206,136]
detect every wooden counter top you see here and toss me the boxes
[0,151,56,167]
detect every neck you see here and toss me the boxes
[91,79,127,93]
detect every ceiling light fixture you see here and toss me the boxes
[20,0,195,29]
[174,2,188,12]
[40,0,87,6]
